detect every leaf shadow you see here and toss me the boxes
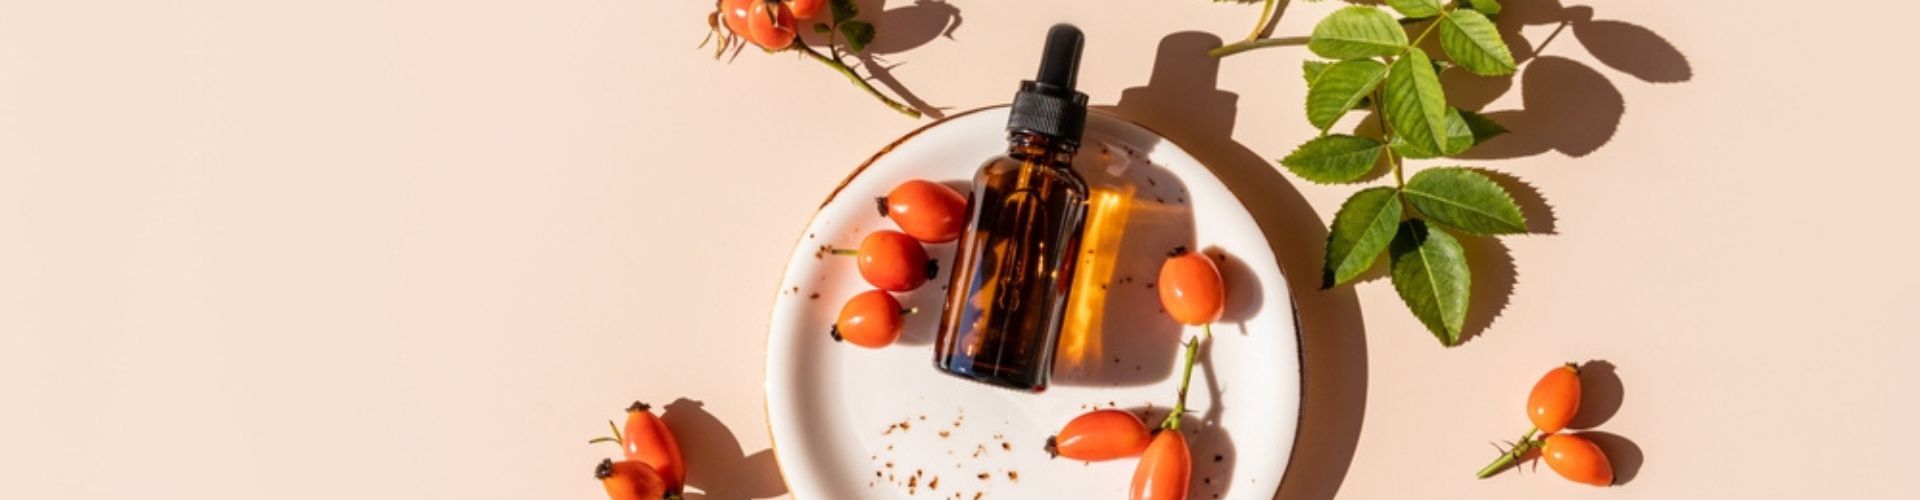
[1472,168,1557,235]
[1454,233,1513,345]
[1444,0,1688,160]
[1560,6,1692,83]
[660,399,789,500]
[1457,55,1623,159]
[1109,31,1371,500]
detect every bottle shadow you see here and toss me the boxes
[659,399,789,500]
[1107,32,1371,500]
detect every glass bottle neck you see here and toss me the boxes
[1007,131,1078,166]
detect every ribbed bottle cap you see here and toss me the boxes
[1008,24,1089,144]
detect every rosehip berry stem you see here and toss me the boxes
[1476,427,1543,479]
[1159,324,1213,431]
[792,39,922,118]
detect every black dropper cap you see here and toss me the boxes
[1007,24,1089,145]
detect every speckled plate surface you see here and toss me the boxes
[765,106,1299,499]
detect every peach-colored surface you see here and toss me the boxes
[1,1,1912,499]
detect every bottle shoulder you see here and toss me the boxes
[976,156,1091,194]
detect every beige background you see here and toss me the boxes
[2,0,1914,498]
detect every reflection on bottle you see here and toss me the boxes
[1056,144,1136,373]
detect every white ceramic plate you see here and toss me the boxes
[765,107,1299,499]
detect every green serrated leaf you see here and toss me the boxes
[1303,60,1331,84]
[1306,60,1388,130]
[1439,10,1516,76]
[839,20,875,53]
[1324,187,1403,287]
[1393,107,1499,158]
[1457,108,1507,143]
[1385,0,1444,18]
[1465,0,1503,15]
[1309,6,1409,60]
[1389,219,1470,345]
[1383,50,1450,157]
[1403,167,1527,234]
[830,0,859,24]
[1282,135,1383,184]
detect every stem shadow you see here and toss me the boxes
[1454,234,1514,345]
[797,0,964,118]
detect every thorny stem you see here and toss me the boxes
[1245,0,1278,42]
[1209,36,1308,58]
[1212,3,1458,59]
[1476,427,1542,479]
[1160,324,1214,431]
[1373,6,1457,215]
[587,419,625,447]
[792,39,921,119]
[1209,0,1290,58]
[1371,86,1414,219]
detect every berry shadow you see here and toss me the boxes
[660,398,789,500]
[1568,359,1623,430]
[1580,430,1642,485]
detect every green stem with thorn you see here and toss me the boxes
[1159,324,1213,430]
[1476,427,1543,478]
[791,39,921,118]
[1209,0,1286,57]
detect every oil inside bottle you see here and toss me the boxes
[934,132,1089,391]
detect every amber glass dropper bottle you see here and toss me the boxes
[934,24,1092,392]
